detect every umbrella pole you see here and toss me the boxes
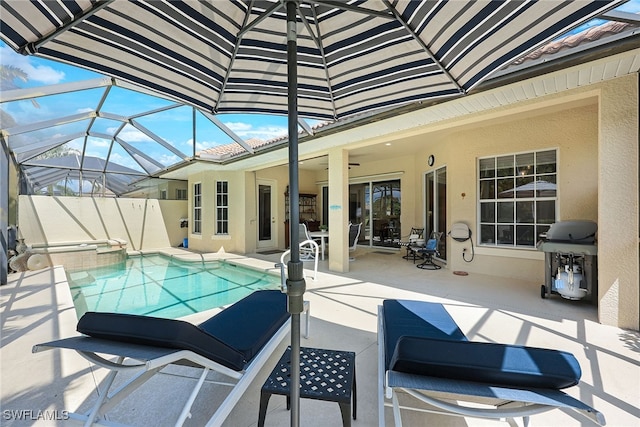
[285,2,305,427]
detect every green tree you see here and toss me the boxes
[0,65,25,128]
[0,65,39,110]
[0,65,28,90]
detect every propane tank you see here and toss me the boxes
[557,263,585,300]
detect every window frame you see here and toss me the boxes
[193,182,202,234]
[215,180,229,235]
[477,149,557,249]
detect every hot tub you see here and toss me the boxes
[19,239,127,271]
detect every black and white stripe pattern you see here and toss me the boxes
[0,0,623,120]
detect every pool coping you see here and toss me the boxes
[127,247,283,277]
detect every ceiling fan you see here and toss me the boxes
[326,163,360,169]
[323,162,360,169]
[302,155,361,169]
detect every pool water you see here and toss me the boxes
[66,255,280,319]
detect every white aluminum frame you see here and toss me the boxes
[32,302,310,427]
[377,304,605,427]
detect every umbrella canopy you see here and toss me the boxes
[0,1,625,425]
[0,1,623,120]
[500,179,557,197]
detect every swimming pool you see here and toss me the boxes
[65,254,280,319]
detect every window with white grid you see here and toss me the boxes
[216,181,229,235]
[193,182,202,234]
[478,149,557,248]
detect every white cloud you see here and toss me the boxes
[225,121,252,132]
[223,121,286,141]
[1,46,65,84]
[184,138,223,151]
[194,141,211,151]
[108,152,138,170]
[183,138,202,151]
[87,138,110,148]
[158,153,180,166]
[111,126,154,143]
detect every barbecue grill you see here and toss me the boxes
[537,220,598,301]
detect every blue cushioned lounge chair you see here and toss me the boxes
[378,299,605,426]
[33,290,308,427]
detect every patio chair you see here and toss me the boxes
[399,227,424,262]
[378,299,605,427]
[348,222,362,261]
[280,239,319,281]
[32,290,310,427]
[298,223,318,260]
[415,231,443,270]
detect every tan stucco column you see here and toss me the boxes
[598,74,639,330]
[328,148,349,272]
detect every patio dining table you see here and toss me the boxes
[308,230,329,261]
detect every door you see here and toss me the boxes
[349,179,401,247]
[257,180,276,249]
[425,166,447,261]
[371,180,401,247]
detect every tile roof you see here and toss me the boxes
[512,20,637,66]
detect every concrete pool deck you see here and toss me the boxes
[1,249,639,426]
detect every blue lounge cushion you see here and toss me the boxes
[383,299,582,390]
[382,299,467,369]
[389,335,582,390]
[198,289,289,363]
[77,290,288,371]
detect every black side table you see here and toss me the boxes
[258,346,357,427]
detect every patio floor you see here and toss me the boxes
[1,249,639,426]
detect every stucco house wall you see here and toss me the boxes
[429,102,599,283]
[598,74,639,329]
[259,73,637,329]
[158,200,188,248]
[18,195,184,251]
[186,170,248,254]
[305,97,599,284]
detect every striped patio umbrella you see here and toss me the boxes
[0,1,624,424]
[0,1,623,120]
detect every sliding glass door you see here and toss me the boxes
[322,178,402,248]
[425,167,447,261]
[348,179,401,248]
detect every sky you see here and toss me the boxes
[0,41,287,140]
[1,0,638,175]
[0,42,291,142]
[0,39,299,176]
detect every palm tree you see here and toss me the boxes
[0,65,25,128]
[0,65,28,90]
[34,145,81,159]
[0,64,40,112]
[1,64,57,199]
